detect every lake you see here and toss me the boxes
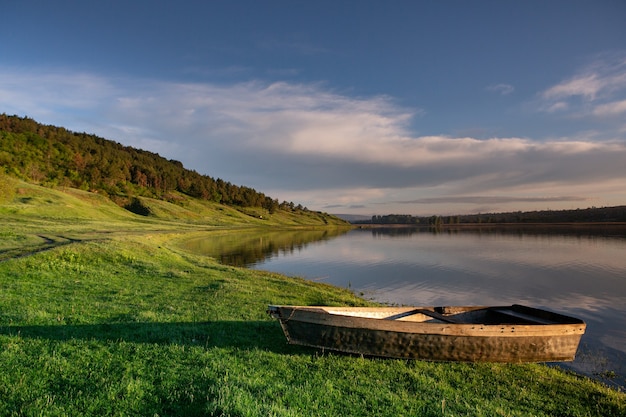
[182,225,626,388]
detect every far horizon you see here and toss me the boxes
[333,205,626,222]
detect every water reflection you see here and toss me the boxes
[180,228,350,267]
[182,225,626,388]
[368,224,626,239]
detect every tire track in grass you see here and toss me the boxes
[0,235,85,262]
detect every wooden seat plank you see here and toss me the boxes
[385,308,459,323]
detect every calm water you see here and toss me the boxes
[182,225,626,387]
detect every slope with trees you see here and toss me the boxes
[0,114,340,223]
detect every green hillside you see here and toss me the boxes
[0,113,347,226]
[0,175,345,233]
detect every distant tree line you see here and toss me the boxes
[370,214,422,225]
[365,206,626,225]
[0,114,304,213]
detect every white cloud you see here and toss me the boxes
[487,83,514,95]
[592,99,626,117]
[1,66,625,215]
[542,73,603,100]
[543,101,569,113]
[396,196,589,205]
[539,53,626,118]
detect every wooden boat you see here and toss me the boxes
[267,304,586,363]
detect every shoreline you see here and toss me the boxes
[354,222,626,227]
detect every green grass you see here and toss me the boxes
[0,181,624,416]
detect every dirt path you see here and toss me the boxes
[0,234,85,262]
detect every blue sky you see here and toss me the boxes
[2,1,626,216]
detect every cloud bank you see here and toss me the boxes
[1,59,625,215]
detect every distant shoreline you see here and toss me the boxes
[355,222,626,227]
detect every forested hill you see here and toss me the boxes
[0,114,328,219]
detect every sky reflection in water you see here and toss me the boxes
[184,226,626,385]
[249,228,626,354]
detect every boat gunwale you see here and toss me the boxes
[268,305,586,337]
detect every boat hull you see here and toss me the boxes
[268,305,586,363]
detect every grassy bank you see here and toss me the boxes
[1,182,624,416]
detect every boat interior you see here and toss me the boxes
[316,305,583,325]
